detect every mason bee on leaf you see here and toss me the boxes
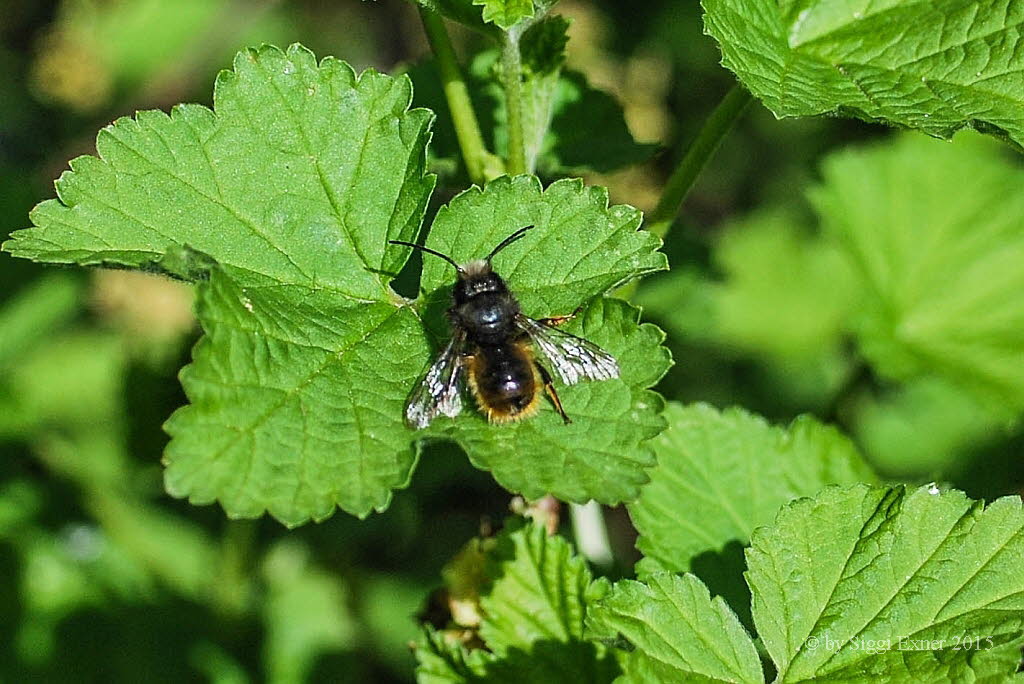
[390,226,620,429]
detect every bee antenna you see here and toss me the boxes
[486,225,534,262]
[389,240,463,273]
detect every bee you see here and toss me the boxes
[390,226,619,429]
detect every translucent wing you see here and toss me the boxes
[405,330,466,429]
[517,315,619,386]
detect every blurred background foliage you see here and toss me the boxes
[1,0,1021,681]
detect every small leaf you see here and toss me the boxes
[748,484,1024,682]
[414,519,620,683]
[474,0,535,29]
[704,0,1024,146]
[541,71,658,174]
[413,0,499,36]
[465,51,655,175]
[588,573,764,683]
[810,133,1024,410]
[630,402,876,575]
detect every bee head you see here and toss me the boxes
[453,261,508,303]
[388,225,534,303]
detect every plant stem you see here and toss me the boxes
[569,501,614,570]
[648,85,752,238]
[501,30,527,176]
[419,9,497,185]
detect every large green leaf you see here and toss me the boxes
[810,133,1024,410]
[162,270,430,523]
[4,44,667,525]
[704,0,1024,146]
[8,44,434,301]
[748,484,1024,681]
[630,402,876,576]
[588,573,763,683]
[419,176,665,314]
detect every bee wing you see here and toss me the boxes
[405,330,466,429]
[517,315,619,386]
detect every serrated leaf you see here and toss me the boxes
[433,297,669,505]
[415,520,620,683]
[748,484,1024,681]
[4,43,669,525]
[6,44,434,302]
[420,176,665,314]
[630,402,876,576]
[480,521,620,680]
[588,573,763,683]
[809,133,1024,410]
[474,0,535,29]
[703,0,1024,146]
[404,176,668,505]
[411,520,618,679]
[162,269,431,524]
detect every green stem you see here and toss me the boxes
[648,85,752,238]
[501,30,527,176]
[419,9,497,185]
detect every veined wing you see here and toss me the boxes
[517,315,619,386]
[405,329,466,429]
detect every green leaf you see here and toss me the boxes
[4,44,437,526]
[709,208,858,360]
[6,44,435,302]
[853,377,1012,478]
[162,269,430,524]
[749,484,1024,681]
[465,50,655,175]
[419,176,665,315]
[412,0,499,37]
[481,521,620,680]
[541,71,658,174]
[436,296,668,505]
[262,540,355,684]
[415,520,620,683]
[630,402,876,576]
[4,43,667,526]
[588,573,763,683]
[703,0,1024,146]
[810,133,1024,410]
[474,0,535,29]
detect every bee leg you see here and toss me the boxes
[537,306,583,328]
[535,361,571,424]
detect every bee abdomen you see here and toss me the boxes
[467,343,540,423]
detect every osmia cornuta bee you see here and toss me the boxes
[390,226,619,429]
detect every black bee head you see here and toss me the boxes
[452,260,508,304]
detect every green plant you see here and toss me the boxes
[3,0,1024,681]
